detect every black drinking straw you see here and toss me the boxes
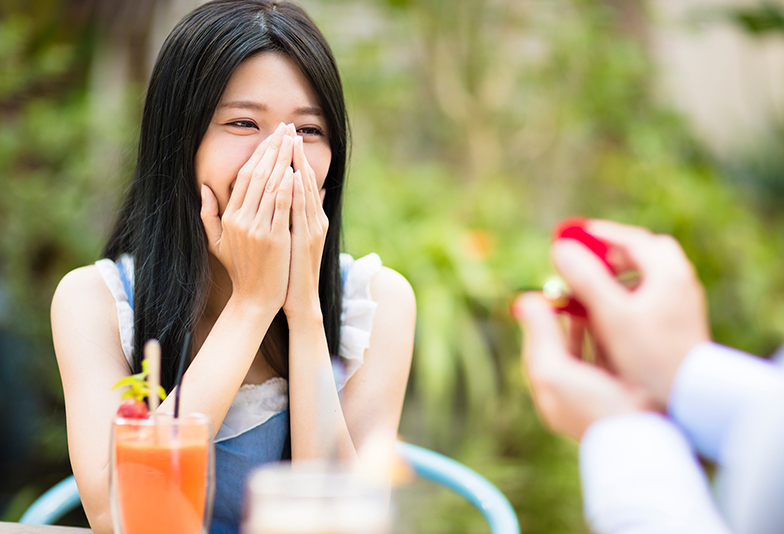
[173,332,192,419]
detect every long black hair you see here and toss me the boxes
[103,0,348,393]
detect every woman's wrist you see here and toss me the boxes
[285,304,324,330]
[224,293,280,325]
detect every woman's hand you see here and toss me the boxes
[200,122,295,310]
[283,125,329,321]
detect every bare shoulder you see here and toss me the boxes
[369,266,415,315]
[367,267,416,352]
[51,264,125,369]
[52,265,114,320]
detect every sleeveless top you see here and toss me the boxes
[95,253,382,534]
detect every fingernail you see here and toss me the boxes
[275,122,286,135]
[510,293,537,321]
[509,294,526,320]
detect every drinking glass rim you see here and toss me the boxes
[113,412,211,426]
[247,461,386,498]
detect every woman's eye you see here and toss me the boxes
[296,126,324,137]
[228,120,258,129]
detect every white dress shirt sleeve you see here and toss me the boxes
[580,412,732,534]
[715,375,784,534]
[667,342,784,463]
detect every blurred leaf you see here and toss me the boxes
[729,2,784,35]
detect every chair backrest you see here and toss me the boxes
[395,442,520,534]
[21,443,520,533]
[19,475,80,525]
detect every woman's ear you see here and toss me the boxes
[320,188,326,204]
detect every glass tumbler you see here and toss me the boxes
[110,413,215,534]
[241,462,390,534]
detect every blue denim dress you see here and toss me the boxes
[104,253,381,534]
[210,411,291,534]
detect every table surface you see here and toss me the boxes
[0,523,91,534]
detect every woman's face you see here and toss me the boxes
[195,51,331,214]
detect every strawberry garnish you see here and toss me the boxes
[112,359,166,418]
[117,399,149,419]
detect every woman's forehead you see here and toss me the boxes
[219,52,322,112]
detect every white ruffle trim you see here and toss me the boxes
[215,378,289,442]
[95,254,135,367]
[337,252,381,388]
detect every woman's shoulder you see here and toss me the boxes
[51,264,127,365]
[370,267,414,308]
[52,265,118,327]
[369,266,415,326]
[53,265,110,307]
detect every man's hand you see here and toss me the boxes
[553,220,711,405]
[514,293,655,440]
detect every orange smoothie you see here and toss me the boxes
[113,416,211,534]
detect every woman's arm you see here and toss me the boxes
[52,128,297,534]
[285,133,415,461]
[339,267,415,451]
[52,265,133,534]
[287,266,415,461]
[52,265,280,534]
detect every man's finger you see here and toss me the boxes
[552,239,628,312]
[516,292,570,375]
[587,219,696,287]
[584,219,665,271]
[585,219,652,242]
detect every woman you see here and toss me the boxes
[50,2,415,533]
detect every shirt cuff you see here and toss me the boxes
[667,342,784,463]
[580,412,731,534]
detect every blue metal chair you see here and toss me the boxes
[19,475,80,525]
[21,443,519,533]
[395,442,519,534]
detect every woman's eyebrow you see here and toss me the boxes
[217,100,267,111]
[293,106,323,116]
[216,101,323,116]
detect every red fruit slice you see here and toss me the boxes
[552,217,614,273]
[117,399,149,419]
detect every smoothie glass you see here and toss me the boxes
[110,413,215,534]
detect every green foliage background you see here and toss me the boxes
[2,0,784,532]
